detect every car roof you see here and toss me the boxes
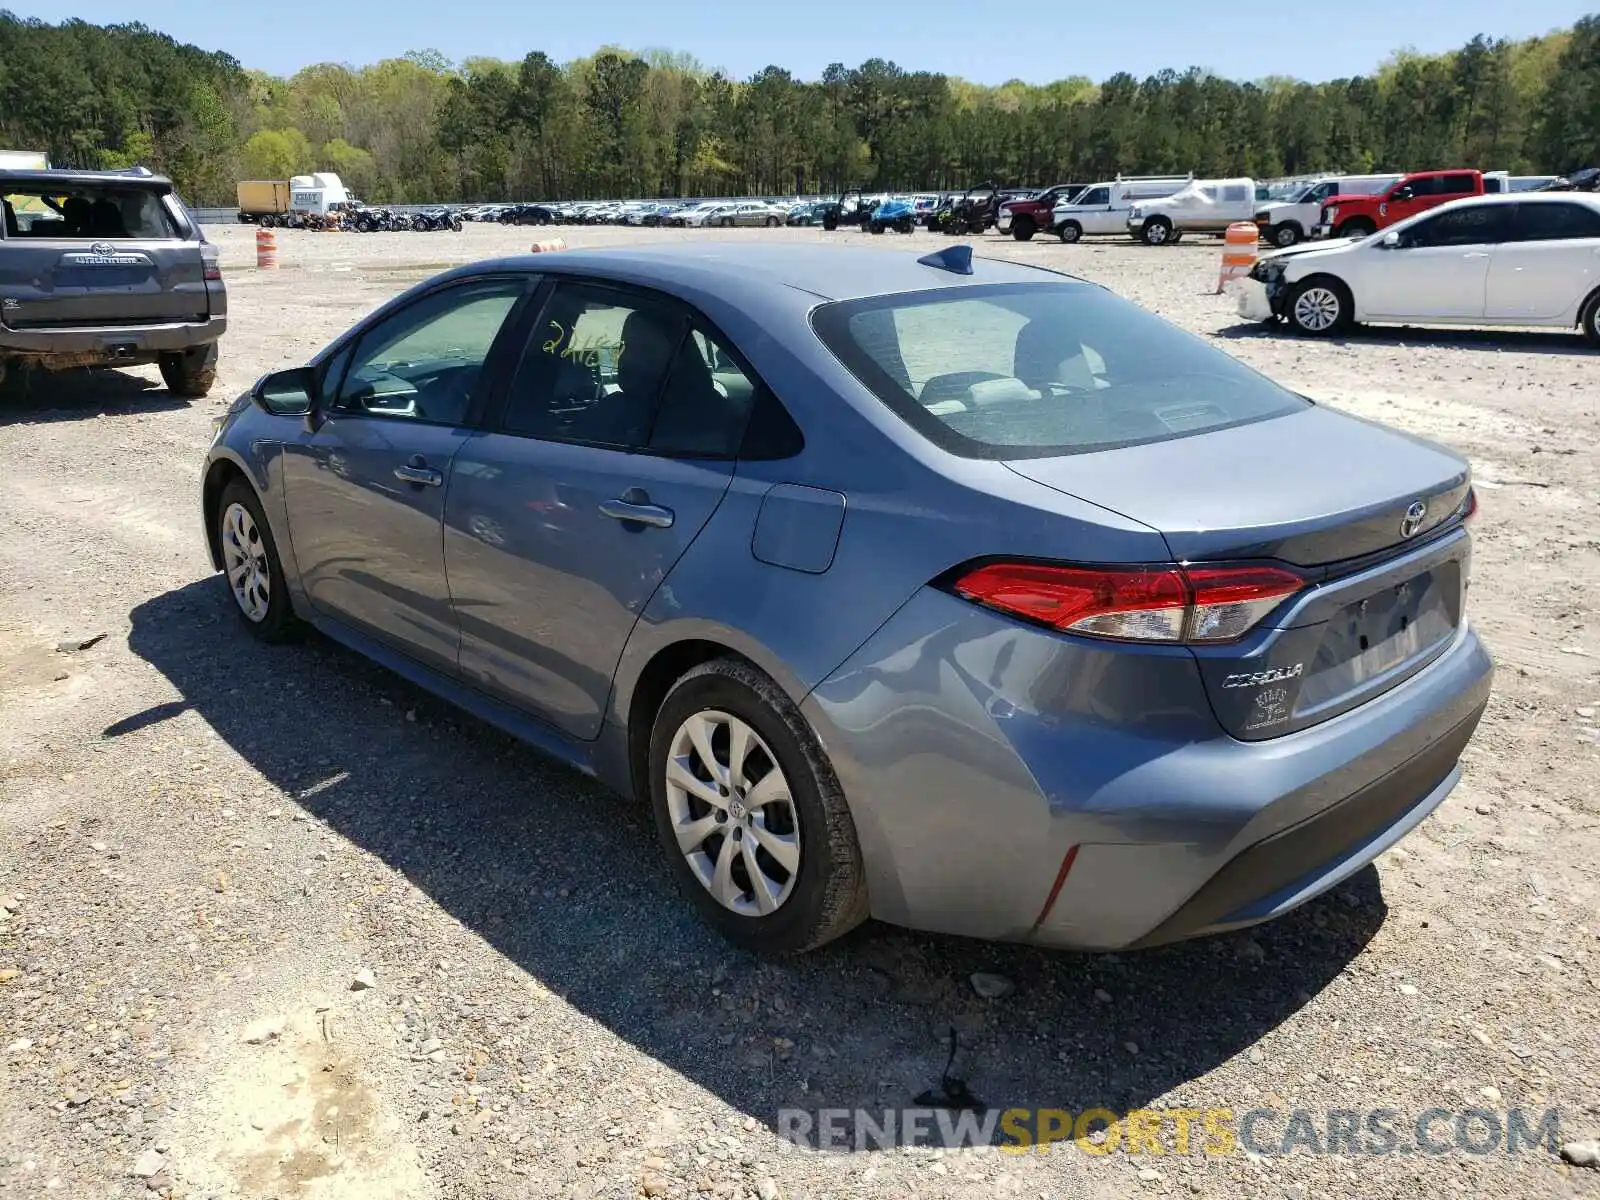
[470,243,1067,301]
[1436,192,1600,207]
[0,167,173,188]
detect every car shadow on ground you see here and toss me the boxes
[0,366,186,424]
[124,578,1387,1145]
[1214,320,1596,356]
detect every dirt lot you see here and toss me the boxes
[2,221,1598,1200]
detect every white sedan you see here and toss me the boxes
[1236,193,1600,344]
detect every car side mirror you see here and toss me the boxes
[1380,231,1402,249]
[1391,187,1413,202]
[253,366,317,417]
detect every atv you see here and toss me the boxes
[866,197,916,234]
[820,188,870,232]
[928,182,997,236]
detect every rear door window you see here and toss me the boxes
[812,282,1306,459]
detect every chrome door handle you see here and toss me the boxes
[599,498,674,528]
[394,463,443,487]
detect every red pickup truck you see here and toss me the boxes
[996,183,1085,241]
[1318,170,1486,240]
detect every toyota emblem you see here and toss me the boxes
[90,241,116,256]
[1399,500,1428,538]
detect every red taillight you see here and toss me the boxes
[1463,489,1478,521]
[201,243,222,282]
[953,561,1303,644]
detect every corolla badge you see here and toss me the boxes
[1221,663,1304,689]
[1400,500,1428,538]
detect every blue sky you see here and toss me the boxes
[11,0,1592,84]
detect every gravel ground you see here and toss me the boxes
[2,222,1598,1200]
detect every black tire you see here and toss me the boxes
[1140,216,1173,245]
[158,345,218,398]
[1057,220,1082,243]
[721,216,734,228]
[895,217,913,234]
[869,222,885,235]
[822,212,838,232]
[1270,222,1301,248]
[1335,219,1376,240]
[1580,289,1600,347]
[766,215,780,227]
[450,216,463,232]
[1011,216,1036,241]
[215,479,300,643]
[648,658,869,955]
[1285,275,1353,337]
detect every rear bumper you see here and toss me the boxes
[803,588,1493,950]
[0,314,227,361]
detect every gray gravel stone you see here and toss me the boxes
[1561,1140,1600,1168]
[969,972,1013,999]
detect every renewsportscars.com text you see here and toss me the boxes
[776,1106,1562,1156]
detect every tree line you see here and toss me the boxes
[2,10,1599,207]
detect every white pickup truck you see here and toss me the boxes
[1049,176,1192,243]
[1253,175,1400,247]
[1127,178,1256,245]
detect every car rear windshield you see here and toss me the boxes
[1,184,177,240]
[811,281,1308,458]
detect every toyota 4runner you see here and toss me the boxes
[1,168,226,396]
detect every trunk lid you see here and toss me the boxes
[1005,406,1473,738]
[0,181,208,330]
[1004,406,1469,568]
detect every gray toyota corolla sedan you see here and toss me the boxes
[201,243,1492,955]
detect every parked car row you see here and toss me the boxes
[459,199,809,227]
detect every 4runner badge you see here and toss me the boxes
[63,244,147,267]
[1221,663,1304,689]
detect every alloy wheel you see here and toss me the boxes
[221,502,271,622]
[664,710,800,917]
[1292,286,1342,333]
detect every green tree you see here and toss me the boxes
[242,127,312,178]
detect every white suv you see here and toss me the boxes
[1051,176,1192,243]
[1128,178,1256,245]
